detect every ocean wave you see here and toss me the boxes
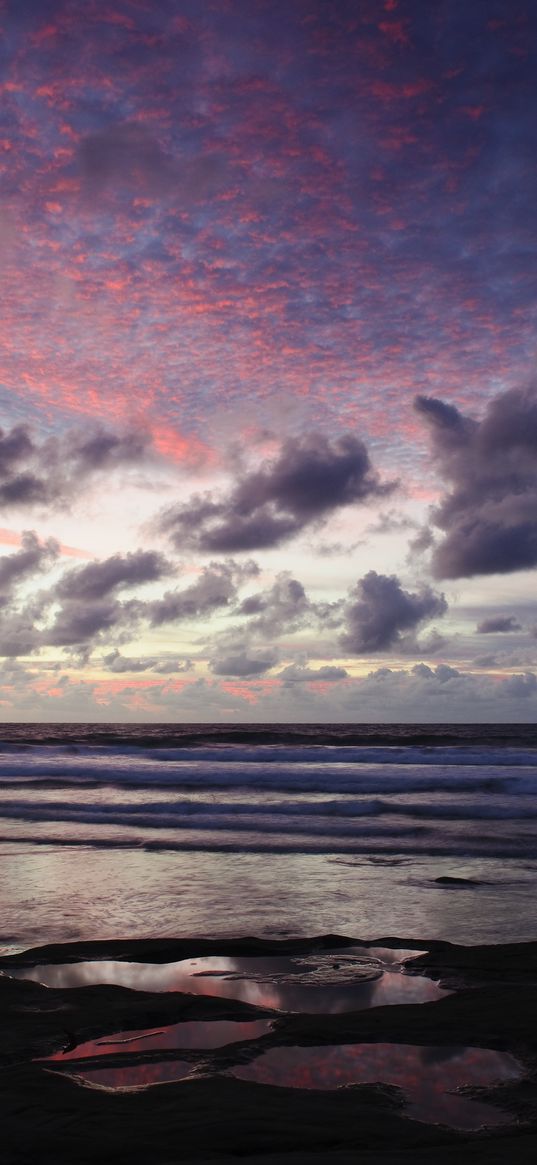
[1,795,536,824]
[0,829,535,859]
[0,760,536,796]
[0,738,535,866]
[0,801,434,837]
[1,743,537,772]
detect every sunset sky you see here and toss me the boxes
[1,0,537,721]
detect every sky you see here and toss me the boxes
[1,0,537,722]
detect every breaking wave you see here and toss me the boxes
[0,731,536,860]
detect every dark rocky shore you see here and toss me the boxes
[1,934,537,1164]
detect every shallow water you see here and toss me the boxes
[11,947,448,1013]
[3,837,537,954]
[231,1042,522,1129]
[45,1017,273,1061]
[72,1058,195,1088]
[59,1033,522,1129]
[1,726,536,949]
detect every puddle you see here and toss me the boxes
[42,1017,273,1090]
[57,1035,522,1123]
[230,1043,522,1129]
[46,1017,273,1061]
[10,947,446,1014]
[71,1059,195,1090]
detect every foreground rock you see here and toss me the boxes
[1,934,536,1164]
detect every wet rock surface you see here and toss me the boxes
[1,933,537,1164]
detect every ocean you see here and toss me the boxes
[1,722,536,954]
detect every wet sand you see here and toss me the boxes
[1,934,537,1164]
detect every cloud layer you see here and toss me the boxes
[0,3,536,720]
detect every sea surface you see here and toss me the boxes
[1,722,536,953]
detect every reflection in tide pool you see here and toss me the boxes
[60,1037,522,1127]
[74,1059,194,1089]
[46,1018,273,1061]
[11,947,447,1013]
[46,1018,273,1091]
[231,1043,522,1129]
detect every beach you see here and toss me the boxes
[2,722,537,951]
[1,723,536,1161]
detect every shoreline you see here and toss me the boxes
[2,933,537,1163]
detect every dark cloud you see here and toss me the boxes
[57,550,169,603]
[0,427,35,471]
[235,572,311,637]
[71,430,149,472]
[477,615,522,634]
[232,570,345,640]
[0,554,257,659]
[146,560,258,627]
[102,650,156,674]
[340,570,447,653]
[0,423,54,508]
[159,433,393,552]
[102,650,193,675]
[0,423,151,514]
[45,599,126,649]
[41,550,171,652]
[415,395,474,448]
[205,570,345,675]
[237,593,267,616]
[0,531,59,601]
[0,610,42,658]
[210,648,278,677]
[416,386,537,578]
[0,531,60,657]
